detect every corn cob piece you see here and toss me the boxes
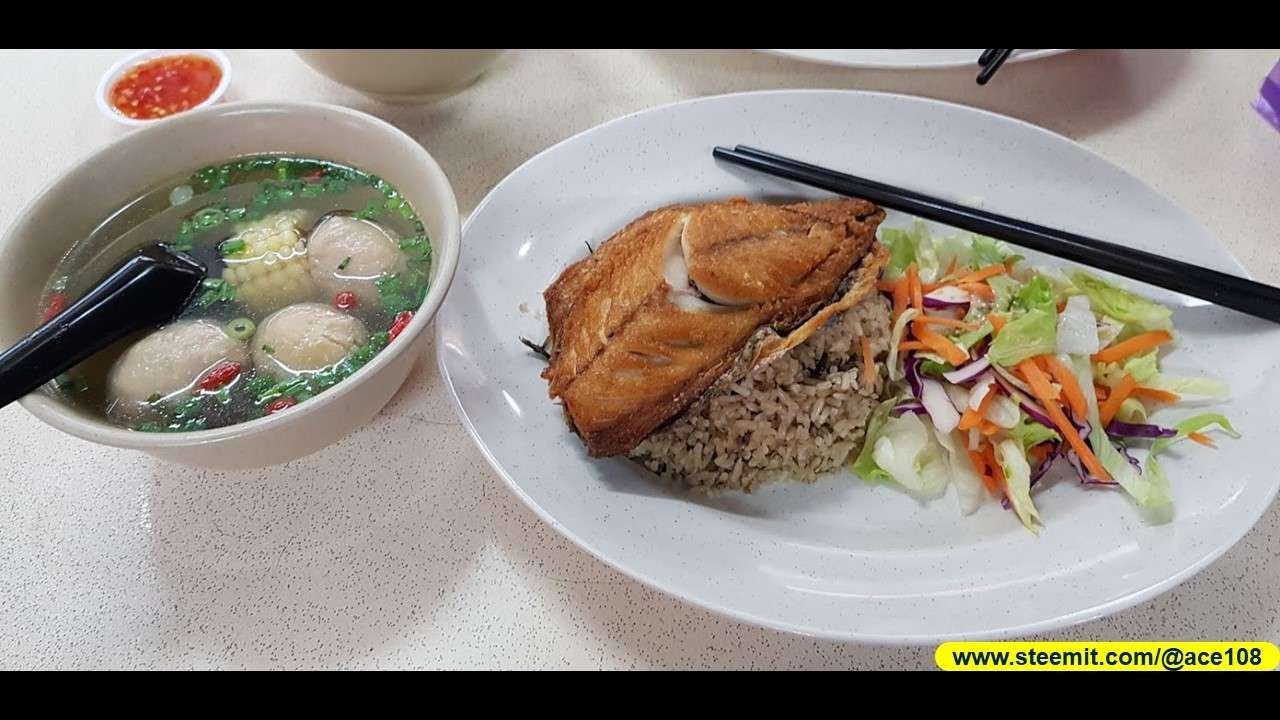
[220,211,317,313]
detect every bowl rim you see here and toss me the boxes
[12,100,461,449]
[95,49,234,128]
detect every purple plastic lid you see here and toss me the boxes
[1255,59,1280,130]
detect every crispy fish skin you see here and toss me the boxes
[542,197,886,457]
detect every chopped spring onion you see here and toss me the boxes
[219,238,247,256]
[169,184,195,206]
[224,318,256,341]
[196,278,236,307]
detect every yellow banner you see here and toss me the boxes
[936,641,1279,671]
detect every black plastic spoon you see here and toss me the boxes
[0,243,207,410]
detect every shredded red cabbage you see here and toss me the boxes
[922,287,971,309]
[1114,440,1143,475]
[891,401,927,416]
[922,296,968,310]
[942,356,991,384]
[1106,420,1175,439]
[1030,442,1062,487]
[1065,449,1116,485]
[904,354,924,399]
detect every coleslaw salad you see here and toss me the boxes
[853,221,1238,533]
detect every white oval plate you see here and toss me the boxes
[759,48,1071,69]
[436,90,1280,642]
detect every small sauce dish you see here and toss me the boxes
[96,49,232,128]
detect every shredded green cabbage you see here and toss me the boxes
[932,427,985,516]
[970,235,1022,268]
[852,398,897,484]
[1068,270,1173,338]
[1011,275,1057,315]
[880,221,941,282]
[996,438,1041,532]
[871,412,951,498]
[951,322,993,352]
[918,359,953,377]
[886,308,920,381]
[1096,350,1228,399]
[1150,414,1240,456]
[1144,374,1230,399]
[987,275,1021,313]
[1146,414,1240,498]
[1008,416,1061,451]
[856,225,1236,532]
[1122,350,1160,382]
[988,308,1057,367]
[934,235,975,272]
[1069,354,1173,515]
[1116,398,1148,423]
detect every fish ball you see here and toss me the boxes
[252,302,368,380]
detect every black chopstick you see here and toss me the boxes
[978,49,999,66]
[712,145,1280,324]
[977,49,1013,84]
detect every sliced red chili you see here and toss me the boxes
[265,396,297,415]
[334,291,358,310]
[388,311,414,341]
[42,293,68,322]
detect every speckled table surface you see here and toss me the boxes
[1,49,1277,670]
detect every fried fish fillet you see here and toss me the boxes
[542,197,887,456]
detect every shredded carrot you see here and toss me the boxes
[958,388,997,431]
[953,263,1007,285]
[1028,443,1053,465]
[1041,354,1086,419]
[959,282,995,300]
[1092,330,1173,364]
[988,313,1007,334]
[907,263,923,311]
[1132,386,1180,403]
[1056,298,1068,313]
[984,442,1007,492]
[897,340,930,352]
[980,420,1002,436]
[876,279,899,292]
[923,258,962,293]
[1099,373,1136,427]
[913,324,969,365]
[968,449,999,494]
[917,316,977,331]
[892,281,908,320]
[859,336,876,388]
[967,449,987,475]
[1013,364,1060,401]
[1018,359,1110,481]
[1188,431,1216,448]
[1093,384,1110,401]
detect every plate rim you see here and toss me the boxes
[436,88,1271,644]
[756,48,1073,70]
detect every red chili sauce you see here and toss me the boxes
[109,54,222,121]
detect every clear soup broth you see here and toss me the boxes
[39,155,431,432]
